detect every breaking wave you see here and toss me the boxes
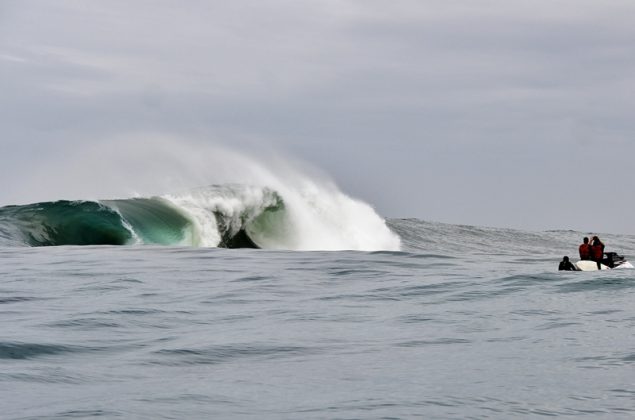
[0,184,401,251]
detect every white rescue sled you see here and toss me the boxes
[575,252,634,271]
[575,260,610,271]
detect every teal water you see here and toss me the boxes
[0,186,285,249]
[2,219,635,418]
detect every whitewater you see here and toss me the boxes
[2,173,635,418]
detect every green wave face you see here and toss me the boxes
[244,200,289,249]
[0,186,289,249]
[104,198,194,246]
[0,198,197,247]
[0,189,281,248]
[0,201,133,246]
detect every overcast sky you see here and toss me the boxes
[1,0,635,233]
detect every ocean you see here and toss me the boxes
[1,186,635,419]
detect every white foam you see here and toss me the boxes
[263,181,400,251]
[163,180,401,251]
[163,185,279,247]
[615,261,634,269]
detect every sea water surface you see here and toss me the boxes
[2,219,635,419]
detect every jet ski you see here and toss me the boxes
[575,252,634,271]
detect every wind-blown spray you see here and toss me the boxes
[0,136,400,251]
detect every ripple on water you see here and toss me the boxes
[0,367,92,385]
[556,276,635,293]
[0,296,38,304]
[574,353,635,369]
[44,317,123,330]
[0,342,85,360]
[149,344,320,366]
[396,338,471,347]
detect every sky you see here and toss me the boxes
[1,0,635,234]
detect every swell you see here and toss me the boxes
[387,218,635,257]
[0,198,263,248]
[0,200,133,246]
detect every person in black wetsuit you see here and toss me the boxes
[559,256,578,271]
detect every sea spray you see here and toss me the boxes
[162,185,283,248]
[163,183,401,251]
[2,136,400,250]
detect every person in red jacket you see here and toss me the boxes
[578,237,591,260]
[590,236,605,269]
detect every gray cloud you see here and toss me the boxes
[2,0,635,233]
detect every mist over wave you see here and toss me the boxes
[0,137,400,251]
